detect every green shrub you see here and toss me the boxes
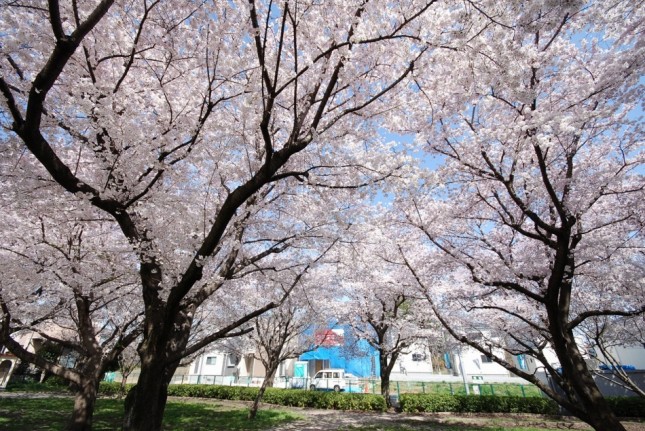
[6,378,72,393]
[605,397,645,418]
[162,384,385,411]
[166,384,259,400]
[399,394,460,413]
[400,393,558,415]
[510,396,559,414]
[98,381,134,396]
[454,395,557,414]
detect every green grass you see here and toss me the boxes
[367,381,542,397]
[0,397,303,431]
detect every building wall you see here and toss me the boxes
[0,355,18,388]
[524,344,645,373]
[522,348,561,373]
[239,355,266,379]
[394,346,434,375]
[453,347,511,380]
[176,339,645,387]
[594,370,645,397]
[601,345,645,370]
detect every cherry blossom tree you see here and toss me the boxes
[245,283,329,420]
[116,343,141,396]
[397,2,645,430]
[0,1,439,429]
[0,185,142,431]
[336,223,433,406]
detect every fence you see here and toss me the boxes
[109,369,645,400]
[157,373,544,398]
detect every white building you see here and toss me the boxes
[452,347,513,381]
[390,342,515,383]
[521,343,645,373]
[182,350,240,385]
[0,327,78,388]
[177,327,645,387]
[391,344,434,380]
[596,344,645,370]
[179,349,299,387]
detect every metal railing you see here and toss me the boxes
[156,374,543,398]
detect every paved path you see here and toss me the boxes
[218,400,587,431]
[255,401,645,431]
[267,408,425,430]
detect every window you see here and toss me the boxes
[206,356,217,365]
[332,372,340,378]
[227,354,239,367]
[481,355,493,363]
[412,353,426,362]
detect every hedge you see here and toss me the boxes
[98,382,644,418]
[399,394,558,415]
[605,397,645,418]
[98,382,386,412]
[98,382,133,396]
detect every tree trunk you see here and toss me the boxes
[557,338,625,431]
[120,373,129,397]
[123,353,178,431]
[548,308,626,431]
[122,299,193,431]
[67,378,98,431]
[249,365,276,420]
[248,380,268,420]
[379,354,391,407]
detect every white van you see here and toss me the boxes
[309,368,346,392]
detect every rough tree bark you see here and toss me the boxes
[0,2,433,430]
[248,368,276,420]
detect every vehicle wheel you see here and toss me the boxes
[333,385,341,392]
[309,384,316,391]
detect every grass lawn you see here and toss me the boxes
[361,381,543,397]
[0,397,302,431]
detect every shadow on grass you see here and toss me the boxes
[162,401,302,430]
[0,398,302,431]
[0,398,73,430]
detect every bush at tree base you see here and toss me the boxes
[98,382,386,411]
[399,393,645,417]
[97,383,645,417]
[604,397,645,418]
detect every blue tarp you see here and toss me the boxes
[517,354,527,370]
[299,328,379,378]
[599,364,636,371]
[443,353,452,369]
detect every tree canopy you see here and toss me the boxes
[0,1,642,431]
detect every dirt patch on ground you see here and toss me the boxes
[191,399,645,431]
